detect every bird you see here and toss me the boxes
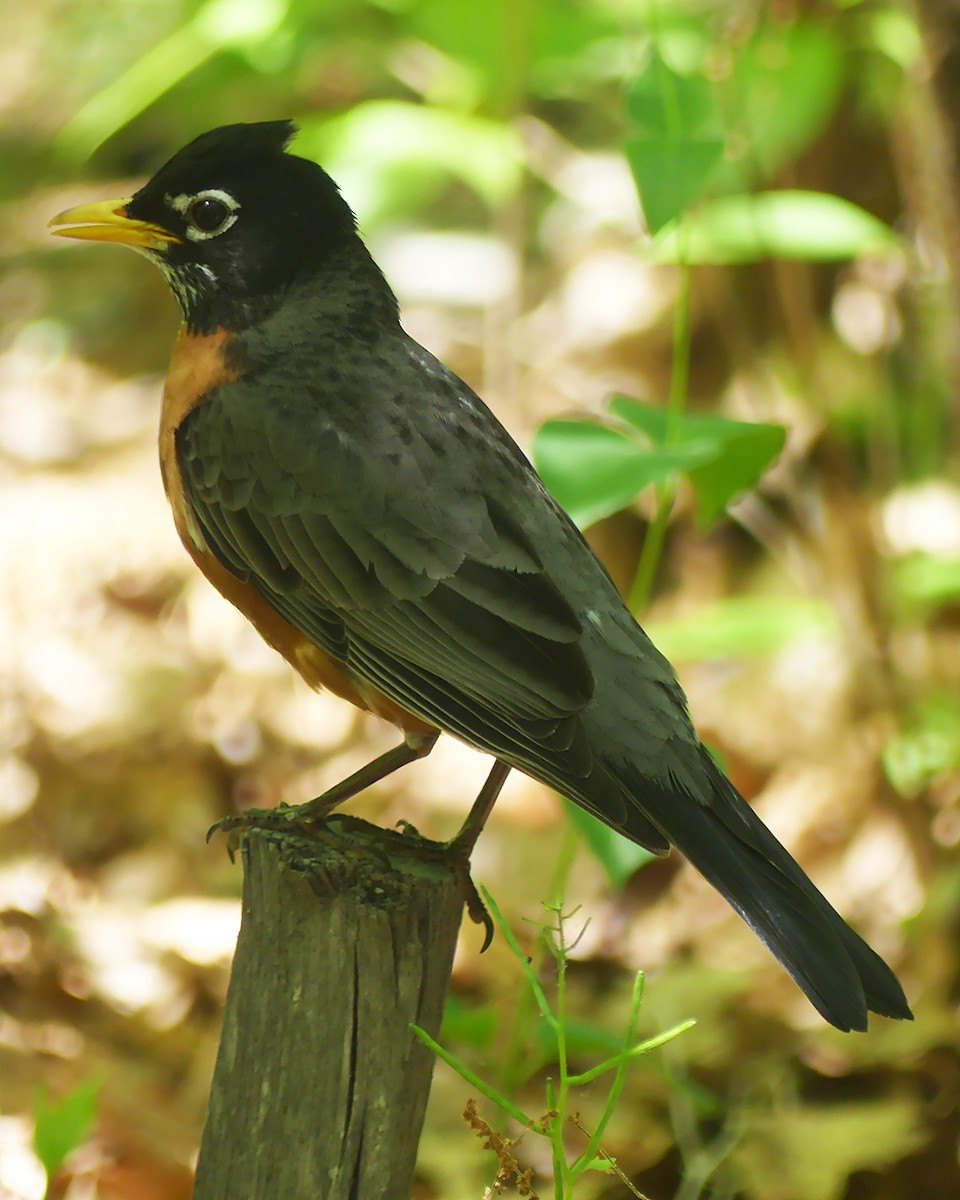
[50,120,912,1031]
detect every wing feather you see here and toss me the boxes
[176,373,596,780]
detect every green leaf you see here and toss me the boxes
[626,51,718,138]
[563,800,656,888]
[295,102,524,221]
[609,396,786,527]
[652,191,898,264]
[625,51,724,231]
[725,20,845,185]
[654,11,712,75]
[33,1078,101,1179]
[53,0,290,161]
[643,595,837,662]
[532,418,706,529]
[581,1157,616,1173]
[403,0,617,104]
[625,137,724,235]
[534,399,785,530]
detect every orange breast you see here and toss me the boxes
[157,324,435,736]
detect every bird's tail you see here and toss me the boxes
[606,749,912,1031]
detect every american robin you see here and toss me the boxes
[51,120,911,1031]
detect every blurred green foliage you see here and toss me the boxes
[5,1,960,1198]
[33,1077,101,1185]
[535,397,786,530]
[416,894,695,1199]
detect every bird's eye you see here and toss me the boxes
[173,189,240,240]
[189,196,230,232]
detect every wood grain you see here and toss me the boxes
[193,821,464,1199]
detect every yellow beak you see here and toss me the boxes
[49,198,181,250]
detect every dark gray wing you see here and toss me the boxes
[176,341,597,785]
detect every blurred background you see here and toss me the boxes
[2,0,960,1196]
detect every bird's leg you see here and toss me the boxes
[210,736,508,951]
[446,759,512,860]
[295,729,440,821]
[432,759,513,949]
[391,759,511,950]
[209,729,439,841]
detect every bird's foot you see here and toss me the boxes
[390,820,493,951]
[451,853,494,951]
[207,802,386,864]
[207,807,492,945]
[207,804,297,860]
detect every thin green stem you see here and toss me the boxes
[572,972,645,1180]
[495,828,577,1096]
[629,255,693,613]
[546,1077,565,1200]
[409,1025,535,1128]
[628,495,673,614]
[567,1019,696,1086]
[552,912,572,1194]
[482,888,556,1027]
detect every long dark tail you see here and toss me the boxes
[606,749,912,1032]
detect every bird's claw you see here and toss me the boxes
[383,823,494,948]
[396,826,493,949]
[444,837,494,951]
[207,805,397,870]
[207,806,493,947]
[206,804,299,858]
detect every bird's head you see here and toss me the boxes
[50,121,361,333]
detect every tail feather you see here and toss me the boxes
[606,750,911,1032]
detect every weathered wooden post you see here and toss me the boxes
[192,821,464,1199]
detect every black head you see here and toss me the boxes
[52,121,370,333]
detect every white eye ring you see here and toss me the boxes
[167,189,240,241]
